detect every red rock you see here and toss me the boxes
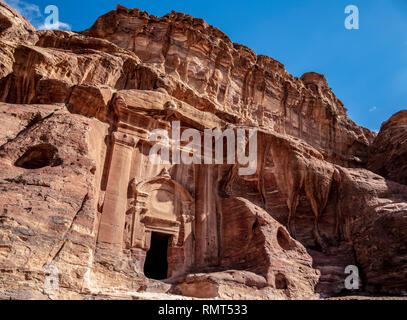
[0,1,37,44]
[0,4,406,300]
[368,110,407,186]
[83,6,376,168]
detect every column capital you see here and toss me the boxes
[112,131,139,148]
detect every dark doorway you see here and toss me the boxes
[144,232,171,280]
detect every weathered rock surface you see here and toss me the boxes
[0,2,37,44]
[0,3,406,300]
[368,110,407,187]
[83,5,376,168]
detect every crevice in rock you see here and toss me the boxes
[43,193,89,267]
[4,176,51,187]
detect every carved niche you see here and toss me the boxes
[124,169,195,275]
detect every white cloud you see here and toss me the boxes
[369,106,377,112]
[4,0,71,31]
[5,0,41,20]
[37,21,72,31]
[4,0,41,24]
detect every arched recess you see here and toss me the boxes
[125,170,195,278]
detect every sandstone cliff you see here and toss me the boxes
[368,111,407,187]
[0,2,406,300]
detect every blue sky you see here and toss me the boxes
[4,0,407,132]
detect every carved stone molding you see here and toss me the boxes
[126,173,195,252]
[111,131,138,148]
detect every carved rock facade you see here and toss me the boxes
[0,2,406,299]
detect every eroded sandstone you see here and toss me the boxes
[0,2,406,300]
[368,110,407,187]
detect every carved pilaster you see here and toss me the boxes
[97,130,138,250]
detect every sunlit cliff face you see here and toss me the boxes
[0,2,406,300]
